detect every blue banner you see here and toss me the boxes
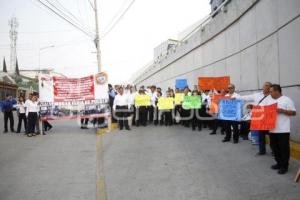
[175,79,188,90]
[218,99,243,121]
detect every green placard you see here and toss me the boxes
[182,95,201,109]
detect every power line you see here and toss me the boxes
[100,0,136,40]
[44,0,93,35]
[36,0,94,38]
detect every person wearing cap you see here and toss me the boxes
[113,87,130,130]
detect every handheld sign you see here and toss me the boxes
[250,103,277,130]
[135,95,151,106]
[218,99,243,121]
[175,79,188,90]
[209,94,230,113]
[182,95,201,109]
[175,93,184,105]
[157,97,174,110]
[198,76,230,90]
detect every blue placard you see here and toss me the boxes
[218,99,243,121]
[175,79,188,90]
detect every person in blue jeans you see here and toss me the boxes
[1,94,17,133]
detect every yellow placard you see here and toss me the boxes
[175,93,184,105]
[134,95,151,106]
[157,97,174,110]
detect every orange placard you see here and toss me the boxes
[198,77,215,90]
[214,76,230,91]
[198,76,230,91]
[250,103,277,130]
[209,94,230,113]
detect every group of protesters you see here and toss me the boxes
[1,92,52,137]
[110,82,296,175]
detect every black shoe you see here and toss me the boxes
[119,127,124,130]
[222,139,230,142]
[233,140,239,144]
[16,131,20,133]
[278,168,288,175]
[271,164,280,170]
[48,126,52,131]
[209,132,216,135]
[126,127,131,131]
[3,130,8,133]
[256,152,266,156]
[11,130,15,133]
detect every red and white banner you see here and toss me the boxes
[38,73,110,121]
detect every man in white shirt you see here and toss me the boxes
[268,84,296,174]
[223,84,241,143]
[239,82,273,155]
[147,85,157,124]
[113,87,130,130]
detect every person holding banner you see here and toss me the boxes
[159,91,174,126]
[181,87,191,127]
[191,90,202,131]
[135,89,150,127]
[113,87,131,131]
[223,84,241,143]
[238,82,273,155]
[268,84,296,174]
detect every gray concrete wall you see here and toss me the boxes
[133,0,300,141]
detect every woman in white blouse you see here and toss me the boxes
[15,96,27,133]
[25,94,40,137]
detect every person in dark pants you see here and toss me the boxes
[25,94,39,137]
[1,94,17,133]
[80,118,89,129]
[148,85,157,124]
[135,89,149,127]
[268,84,296,174]
[191,90,201,131]
[43,120,53,131]
[16,96,27,133]
[181,87,191,127]
[154,91,162,126]
[113,87,130,130]
[238,82,273,155]
[108,84,117,123]
[222,84,241,143]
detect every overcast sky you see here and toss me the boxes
[0,0,210,83]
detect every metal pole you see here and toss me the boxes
[94,0,102,73]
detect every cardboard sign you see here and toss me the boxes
[250,103,277,130]
[157,97,174,110]
[175,79,188,90]
[198,76,230,90]
[135,95,151,106]
[175,93,184,105]
[182,95,201,109]
[218,99,243,121]
[209,94,230,113]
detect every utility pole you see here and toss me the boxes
[9,17,18,74]
[94,0,102,73]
